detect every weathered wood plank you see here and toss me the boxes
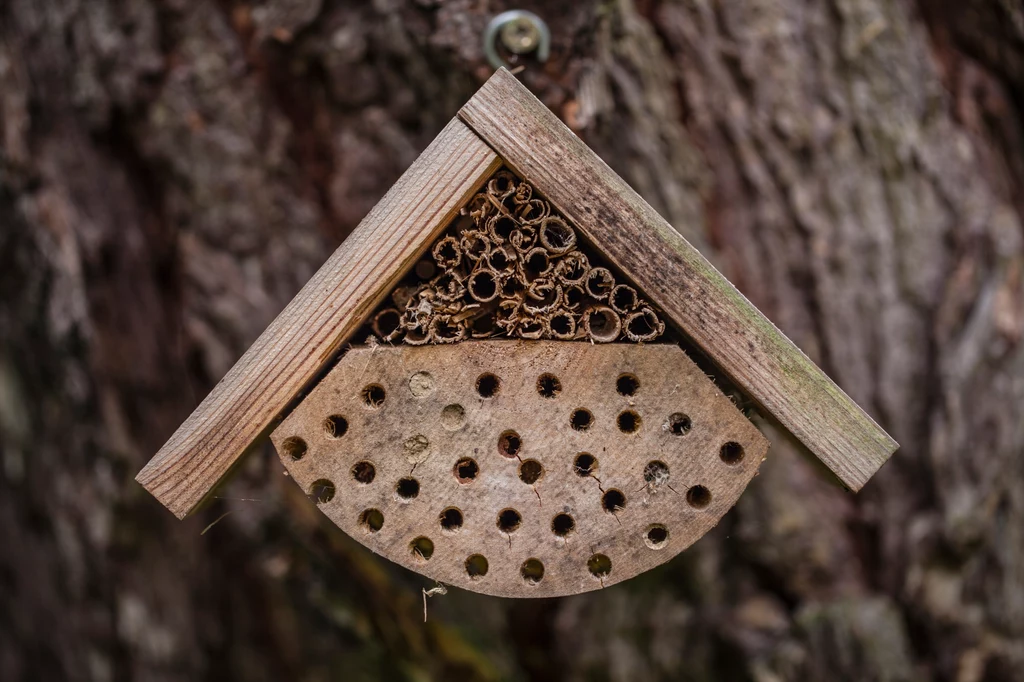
[137,119,502,518]
[458,69,897,491]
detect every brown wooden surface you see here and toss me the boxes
[273,341,767,597]
[136,119,502,518]
[458,69,897,492]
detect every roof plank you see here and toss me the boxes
[137,118,502,518]
[458,68,897,490]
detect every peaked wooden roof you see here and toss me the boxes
[137,68,897,519]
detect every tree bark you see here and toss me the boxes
[2,1,1022,681]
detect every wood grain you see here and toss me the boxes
[458,69,897,491]
[272,341,768,597]
[137,119,502,518]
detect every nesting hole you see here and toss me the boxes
[498,430,522,458]
[524,249,550,280]
[645,524,669,550]
[374,309,401,337]
[323,416,348,439]
[465,554,489,578]
[468,270,498,301]
[520,558,545,584]
[351,461,376,484]
[616,374,640,396]
[497,508,522,533]
[470,313,496,336]
[361,384,386,408]
[571,408,594,431]
[537,373,562,398]
[309,479,335,504]
[552,513,575,537]
[476,373,501,398]
[611,285,638,312]
[668,413,692,436]
[549,312,575,337]
[282,436,307,461]
[519,459,543,485]
[617,410,642,434]
[410,536,434,560]
[720,441,745,465]
[573,453,597,476]
[359,508,384,532]
[454,458,479,483]
[686,485,712,509]
[643,461,670,485]
[602,489,626,514]
[440,507,464,532]
[588,554,612,578]
[441,404,466,431]
[396,477,420,500]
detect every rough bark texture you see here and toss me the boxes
[1,1,1022,681]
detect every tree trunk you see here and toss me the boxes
[2,1,1022,680]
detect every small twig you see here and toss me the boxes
[422,582,448,622]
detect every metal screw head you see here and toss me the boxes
[500,16,542,54]
[484,10,551,70]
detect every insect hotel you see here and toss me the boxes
[137,70,898,598]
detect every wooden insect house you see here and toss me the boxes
[137,70,898,598]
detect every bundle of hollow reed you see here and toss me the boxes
[370,171,666,345]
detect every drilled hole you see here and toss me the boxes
[351,461,376,484]
[361,384,386,408]
[573,453,597,476]
[309,479,335,504]
[441,404,466,431]
[571,408,593,431]
[476,373,501,398]
[440,507,463,532]
[521,558,545,584]
[616,374,639,396]
[552,513,575,537]
[396,477,420,500]
[282,437,307,461]
[465,554,489,578]
[498,430,522,458]
[408,371,435,398]
[497,508,522,533]
[668,413,692,436]
[323,416,348,439]
[537,373,562,398]
[588,553,612,578]
[359,508,384,532]
[410,536,434,560]
[454,458,479,483]
[720,441,745,465]
[686,485,712,509]
[643,461,669,485]
[519,459,543,485]
[617,410,642,433]
[602,489,626,513]
[645,524,669,549]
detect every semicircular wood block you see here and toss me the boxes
[272,341,767,597]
